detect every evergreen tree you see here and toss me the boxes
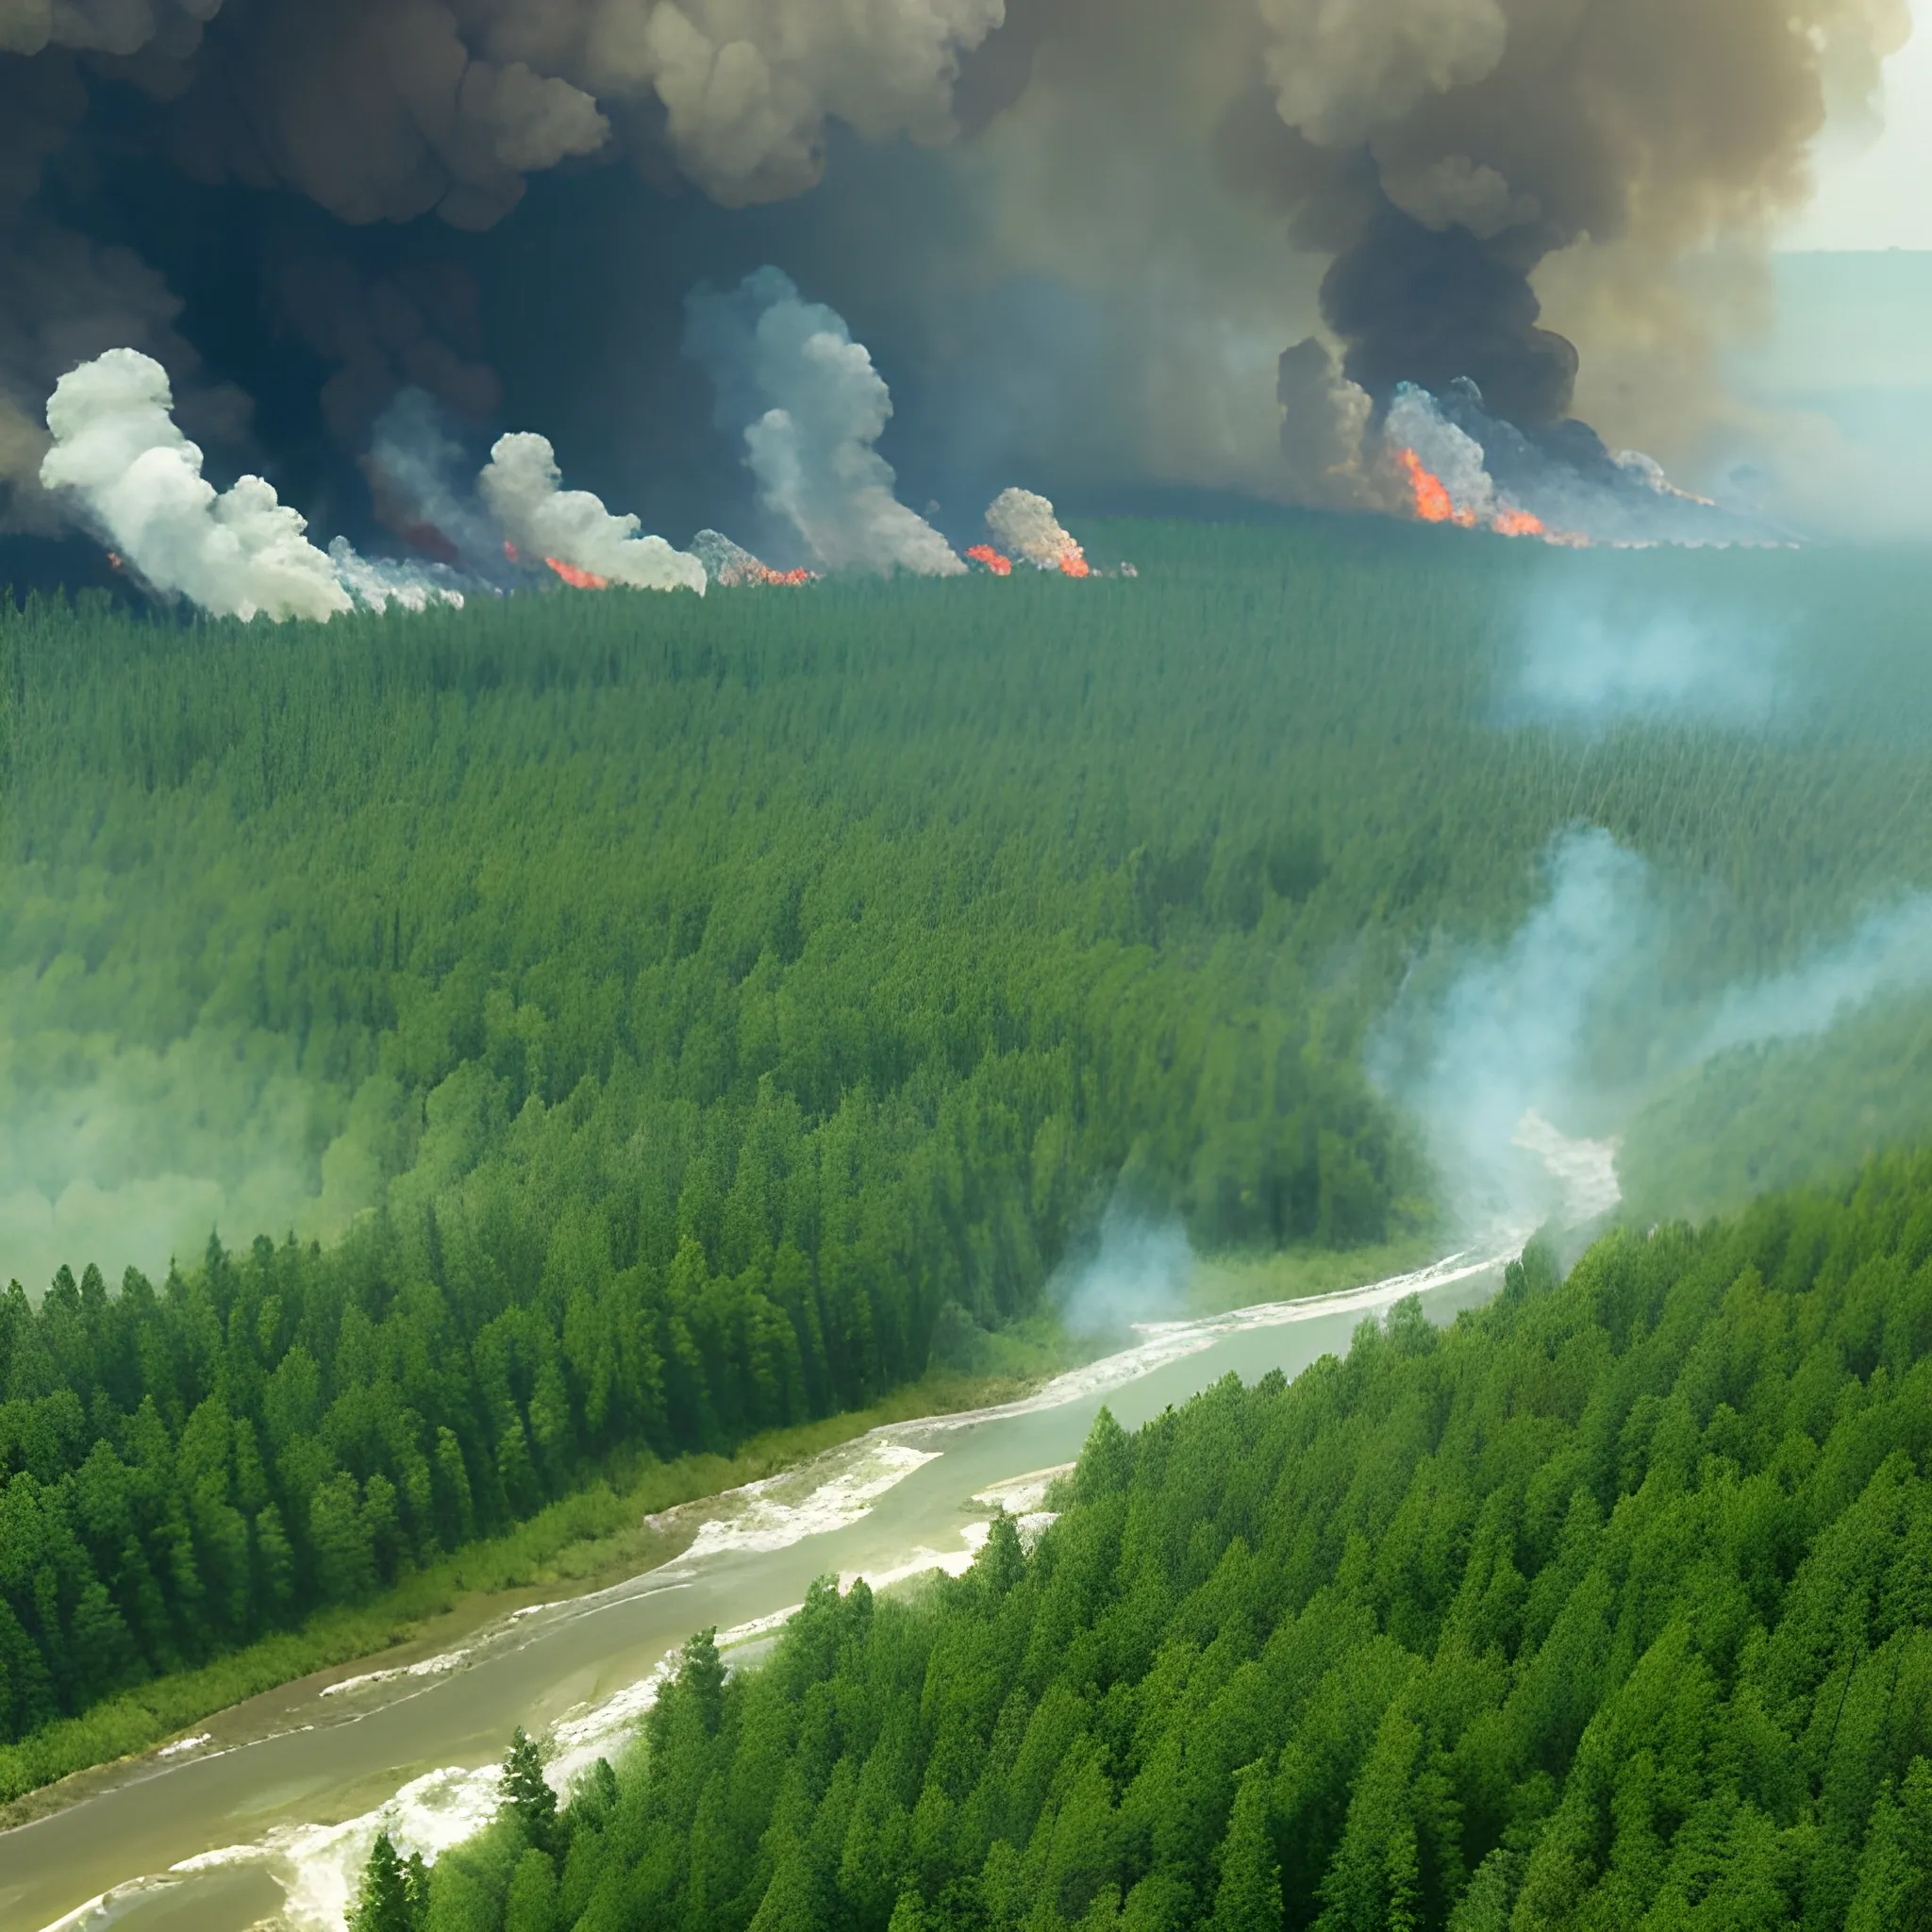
[350,1830,416,1932]
[1211,1766,1283,1932]
[502,1726,558,1854]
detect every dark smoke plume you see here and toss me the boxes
[0,0,1914,548]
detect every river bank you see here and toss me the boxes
[0,1342,1079,1828]
[0,1238,1447,1826]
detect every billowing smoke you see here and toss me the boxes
[684,266,965,577]
[478,431,707,591]
[40,348,350,621]
[985,487,1088,575]
[0,219,252,533]
[0,0,1915,556]
[1252,0,1909,441]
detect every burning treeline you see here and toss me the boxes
[0,0,1911,565]
[32,276,1114,621]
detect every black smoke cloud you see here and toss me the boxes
[0,0,1911,564]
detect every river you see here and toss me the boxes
[5,1244,1528,1932]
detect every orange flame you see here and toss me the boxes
[545,557,608,590]
[1491,508,1546,539]
[1397,448,1475,527]
[1058,550,1091,578]
[1397,449,1580,544]
[968,544,1013,575]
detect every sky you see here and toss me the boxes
[1785,0,1932,249]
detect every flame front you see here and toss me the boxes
[967,544,1013,575]
[1491,508,1546,539]
[546,557,609,590]
[1396,449,1575,544]
[1397,448,1474,527]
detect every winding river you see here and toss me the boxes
[5,1244,1528,1932]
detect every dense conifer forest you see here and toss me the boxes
[4,524,1932,1785]
[383,1154,1932,1932]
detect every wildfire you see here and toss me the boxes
[1396,449,1574,544]
[1397,448,1475,528]
[545,557,609,590]
[1057,549,1091,578]
[967,544,1013,575]
[1491,508,1546,539]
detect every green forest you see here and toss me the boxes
[5,523,1932,1784]
[376,1152,1932,1932]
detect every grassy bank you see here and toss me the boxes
[0,1349,1072,1816]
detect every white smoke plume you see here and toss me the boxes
[985,487,1088,575]
[1379,821,1932,1240]
[684,266,965,578]
[39,347,350,622]
[477,431,707,592]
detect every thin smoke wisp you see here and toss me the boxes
[1053,1201,1194,1338]
[1373,826,1656,1240]
[1699,895,1932,1060]
[1509,582,1790,732]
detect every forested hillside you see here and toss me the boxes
[4,525,1932,1774]
[399,1154,1932,1932]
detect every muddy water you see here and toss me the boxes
[5,1251,1510,1932]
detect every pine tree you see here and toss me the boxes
[1212,1765,1283,1932]
[504,1725,558,1853]
[350,1830,415,1932]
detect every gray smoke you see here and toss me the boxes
[0,0,1914,551]
[684,266,965,576]
[365,385,508,568]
